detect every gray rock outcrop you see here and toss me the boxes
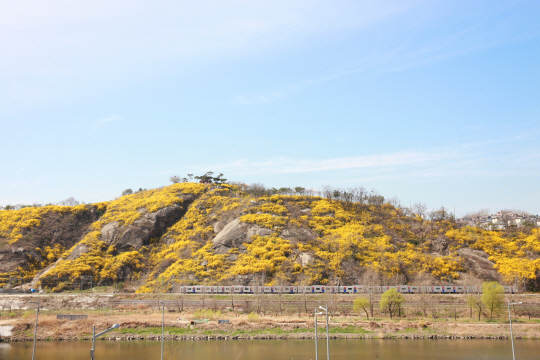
[101,204,188,251]
[457,248,501,281]
[211,217,273,255]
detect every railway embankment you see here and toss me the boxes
[2,293,540,342]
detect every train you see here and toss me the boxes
[177,285,518,294]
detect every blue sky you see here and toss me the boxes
[1,1,539,216]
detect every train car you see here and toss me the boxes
[283,286,297,294]
[175,283,511,295]
[217,286,231,293]
[231,285,244,293]
[400,285,418,293]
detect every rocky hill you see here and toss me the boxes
[1,183,539,292]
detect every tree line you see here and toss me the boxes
[354,281,507,320]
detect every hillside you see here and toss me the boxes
[1,183,539,292]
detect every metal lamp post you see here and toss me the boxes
[315,310,323,360]
[159,300,165,360]
[319,305,330,360]
[29,300,40,360]
[90,323,120,360]
[508,301,522,360]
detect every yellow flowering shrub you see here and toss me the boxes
[228,235,292,278]
[240,213,287,229]
[446,227,540,281]
[253,203,288,215]
[6,183,539,291]
[0,205,90,244]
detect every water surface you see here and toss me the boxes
[2,339,539,360]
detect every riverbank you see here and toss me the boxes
[2,293,540,343]
[3,313,540,342]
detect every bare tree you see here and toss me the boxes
[412,202,427,219]
[361,268,381,318]
[58,197,79,206]
[367,190,384,205]
[350,186,367,204]
[321,185,333,200]
[386,196,401,208]
[169,176,181,184]
[246,183,267,198]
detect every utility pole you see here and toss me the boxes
[315,309,323,360]
[508,301,522,360]
[319,305,330,360]
[159,301,165,360]
[326,304,330,360]
[29,300,40,360]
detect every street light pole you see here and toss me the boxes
[29,300,40,360]
[90,324,120,360]
[508,301,522,360]
[315,310,323,360]
[319,305,330,360]
[159,300,165,360]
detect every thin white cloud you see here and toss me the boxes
[95,115,123,127]
[233,5,540,105]
[97,115,124,125]
[197,151,457,176]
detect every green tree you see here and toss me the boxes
[353,296,371,319]
[481,281,504,320]
[379,288,405,319]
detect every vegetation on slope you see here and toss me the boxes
[0,204,89,244]
[1,181,540,293]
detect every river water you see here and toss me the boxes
[2,339,539,360]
